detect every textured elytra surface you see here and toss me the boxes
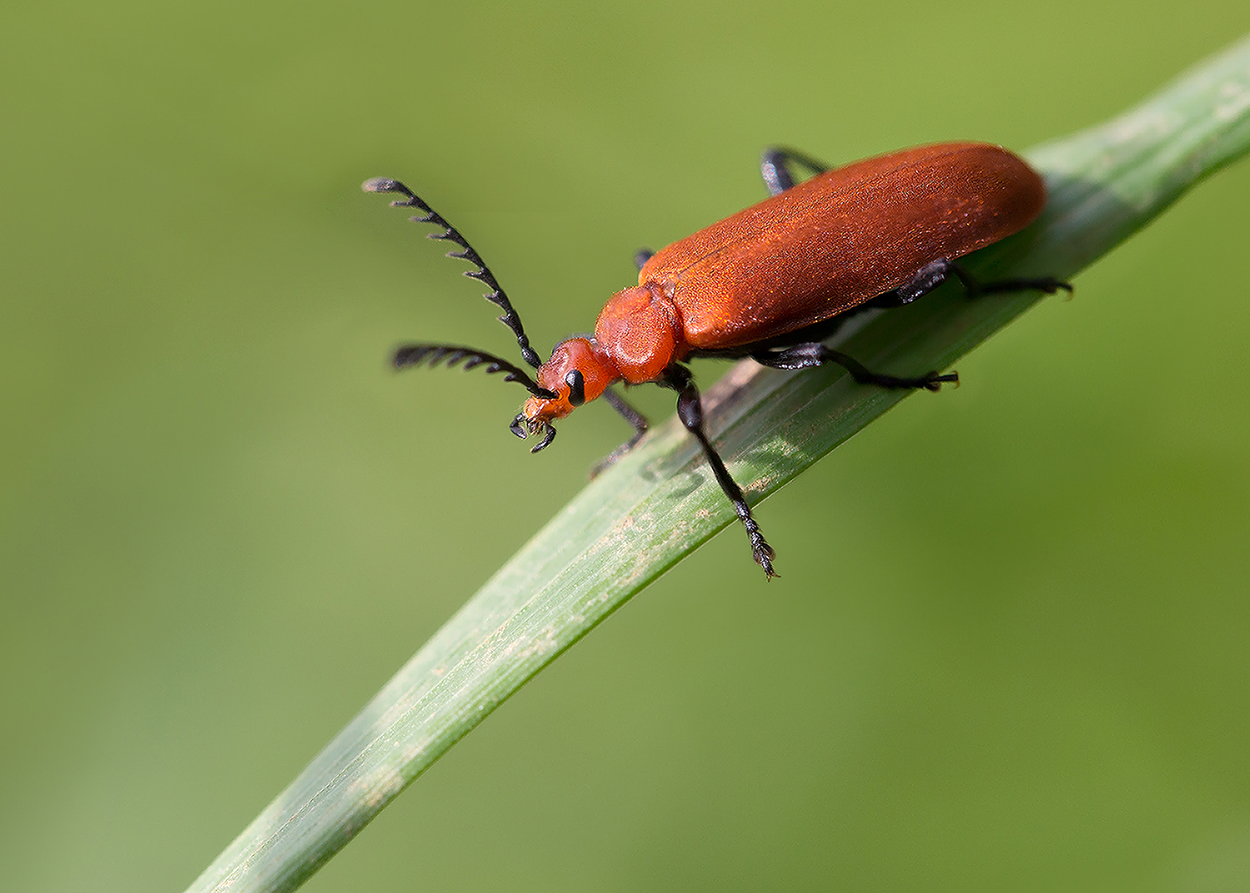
[639,143,1046,348]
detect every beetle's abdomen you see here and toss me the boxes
[639,142,1046,350]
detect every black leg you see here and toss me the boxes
[662,366,777,579]
[872,258,1072,308]
[634,249,654,271]
[751,343,957,391]
[590,388,650,477]
[750,259,1071,390]
[760,147,830,196]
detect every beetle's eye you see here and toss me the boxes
[565,369,586,406]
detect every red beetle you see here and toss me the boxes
[365,142,1069,578]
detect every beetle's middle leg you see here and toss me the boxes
[750,343,957,392]
[752,259,1071,389]
[871,258,1072,308]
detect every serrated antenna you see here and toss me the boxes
[363,177,544,370]
[391,344,556,400]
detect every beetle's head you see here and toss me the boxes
[511,337,620,452]
[369,177,631,454]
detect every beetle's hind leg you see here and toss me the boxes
[751,343,957,392]
[760,147,831,196]
[871,258,1072,308]
[636,144,840,265]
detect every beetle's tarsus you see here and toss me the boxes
[590,430,645,478]
[749,529,779,580]
[976,274,1074,298]
[923,371,959,391]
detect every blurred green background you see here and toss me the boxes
[3,1,1249,890]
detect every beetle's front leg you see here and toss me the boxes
[590,388,650,478]
[662,366,777,579]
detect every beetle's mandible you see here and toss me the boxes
[364,142,1071,578]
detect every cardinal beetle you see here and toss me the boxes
[365,142,1070,578]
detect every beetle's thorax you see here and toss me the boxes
[519,284,683,427]
[594,283,682,383]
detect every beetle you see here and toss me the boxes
[365,142,1070,578]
